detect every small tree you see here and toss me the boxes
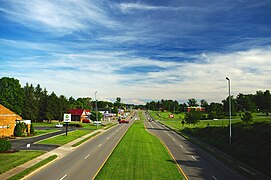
[241,111,253,124]
[184,110,202,125]
[30,123,34,134]
[14,122,27,137]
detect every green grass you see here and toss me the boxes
[8,155,57,180]
[34,129,59,136]
[72,132,101,147]
[0,150,45,175]
[38,130,94,145]
[96,112,183,180]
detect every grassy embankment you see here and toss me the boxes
[96,112,184,180]
[0,150,45,175]
[150,111,271,177]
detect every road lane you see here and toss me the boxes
[28,118,135,180]
[144,114,245,180]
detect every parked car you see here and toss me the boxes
[55,123,63,128]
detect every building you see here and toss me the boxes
[0,104,22,137]
[185,106,206,112]
[68,109,91,123]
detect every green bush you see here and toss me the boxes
[241,111,253,124]
[0,139,11,152]
[14,122,27,137]
[30,124,34,134]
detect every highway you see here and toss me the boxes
[28,118,135,180]
[144,113,245,180]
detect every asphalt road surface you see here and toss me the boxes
[10,128,76,151]
[28,119,135,180]
[144,114,245,180]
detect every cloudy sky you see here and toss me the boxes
[0,0,271,104]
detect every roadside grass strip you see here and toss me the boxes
[96,118,183,179]
[0,150,45,175]
[8,155,57,180]
[38,130,94,145]
[34,129,59,136]
[103,123,117,130]
[72,132,101,147]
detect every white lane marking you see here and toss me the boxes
[191,156,196,160]
[98,144,102,147]
[60,174,67,180]
[180,144,184,148]
[212,175,217,180]
[84,154,90,159]
[172,138,176,141]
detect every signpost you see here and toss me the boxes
[63,113,71,136]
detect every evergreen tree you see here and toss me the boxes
[0,77,23,115]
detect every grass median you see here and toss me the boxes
[0,150,45,175]
[95,114,183,179]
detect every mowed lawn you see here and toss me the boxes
[0,150,44,175]
[96,118,183,179]
[38,130,93,145]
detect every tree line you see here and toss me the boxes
[0,77,129,121]
[146,90,271,119]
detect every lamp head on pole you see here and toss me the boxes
[226,77,229,81]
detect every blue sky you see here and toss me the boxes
[1,0,271,104]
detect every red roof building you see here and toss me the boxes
[68,109,91,123]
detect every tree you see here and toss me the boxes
[236,93,256,112]
[184,109,202,125]
[222,96,237,116]
[200,99,208,109]
[187,98,198,107]
[241,111,253,124]
[22,83,38,120]
[208,102,224,119]
[114,97,122,109]
[0,77,23,115]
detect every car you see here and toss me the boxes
[55,123,63,128]
[119,120,129,123]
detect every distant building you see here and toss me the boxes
[0,104,22,137]
[68,109,91,123]
[185,107,206,112]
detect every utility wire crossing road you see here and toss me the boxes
[28,118,135,180]
[144,114,245,180]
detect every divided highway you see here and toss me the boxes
[28,118,135,180]
[144,113,245,180]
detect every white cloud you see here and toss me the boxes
[1,0,117,34]
[1,45,271,104]
[117,2,201,13]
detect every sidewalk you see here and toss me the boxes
[0,128,106,180]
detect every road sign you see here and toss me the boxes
[63,113,71,122]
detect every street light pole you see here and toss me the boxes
[95,91,98,129]
[226,77,231,145]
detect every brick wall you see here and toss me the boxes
[0,104,22,137]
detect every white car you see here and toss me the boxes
[55,123,63,128]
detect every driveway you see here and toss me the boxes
[10,127,75,151]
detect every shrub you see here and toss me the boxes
[241,111,253,124]
[14,122,27,137]
[0,139,11,152]
[30,123,34,134]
